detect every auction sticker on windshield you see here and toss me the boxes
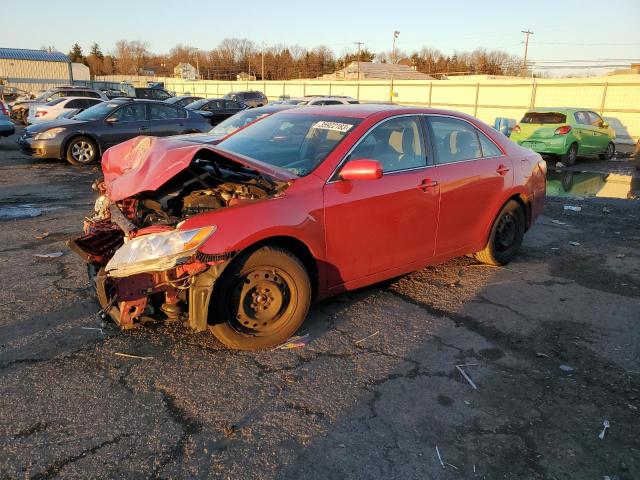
[312,121,353,133]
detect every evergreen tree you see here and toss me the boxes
[68,43,84,63]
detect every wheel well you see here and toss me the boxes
[508,194,531,230]
[236,236,319,299]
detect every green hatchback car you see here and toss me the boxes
[510,108,616,165]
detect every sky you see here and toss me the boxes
[2,0,639,76]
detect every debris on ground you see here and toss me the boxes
[81,326,104,335]
[602,207,611,214]
[33,251,64,258]
[456,364,478,390]
[564,205,582,212]
[536,352,549,358]
[598,420,610,440]
[35,232,49,239]
[273,333,310,350]
[559,364,574,372]
[114,352,154,360]
[223,425,237,438]
[355,330,380,344]
[551,219,567,225]
[435,446,445,469]
[616,254,625,259]
[569,241,581,246]
[556,161,566,167]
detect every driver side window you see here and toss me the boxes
[112,104,147,122]
[348,116,426,173]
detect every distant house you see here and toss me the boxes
[609,63,640,76]
[173,62,197,80]
[236,71,256,81]
[322,61,435,81]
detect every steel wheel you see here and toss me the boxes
[494,213,517,253]
[230,267,298,335]
[208,246,311,350]
[475,200,525,266]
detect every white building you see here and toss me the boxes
[0,48,72,92]
[173,62,197,80]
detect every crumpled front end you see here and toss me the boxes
[69,146,290,331]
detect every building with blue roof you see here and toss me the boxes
[0,48,72,93]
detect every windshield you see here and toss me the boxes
[217,113,361,176]
[210,110,271,136]
[522,112,567,124]
[73,102,121,121]
[186,99,209,110]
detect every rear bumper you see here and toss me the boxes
[517,137,568,155]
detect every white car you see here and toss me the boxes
[27,97,104,125]
[276,96,359,106]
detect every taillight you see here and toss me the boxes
[512,124,521,134]
[35,110,47,117]
[554,125,572,135]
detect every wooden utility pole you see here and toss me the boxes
[521,30,533,78]
[261,42,265,82]
[354,41,364,80]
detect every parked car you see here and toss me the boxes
[10,86,109,125]
[0,101,15,137]
[68,105,546,350]
[134,87,173,100]
[510,108,616,165]
[277,96,359,106]
[185,98,247,125]
[165,95,203,108]
[17,98,210,166]
[223,91,268,108]
[27,97,104,125]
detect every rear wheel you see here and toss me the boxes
[66,136,98,166]
[599,142,615,160]
[475,200,525,266]
[208,246,311,350]
[561,142,578,166]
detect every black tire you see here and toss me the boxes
[598,142,615,160]
[66,136,98,166]
[475,200,525,266]
[561,142,578,166]
[208,246,311,350]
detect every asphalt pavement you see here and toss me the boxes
[1,128,639,479]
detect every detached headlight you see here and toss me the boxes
[105,226,216,278]
[34,127,66,140]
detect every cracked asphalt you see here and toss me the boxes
[1,127,639,479]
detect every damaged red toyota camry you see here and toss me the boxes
[69,105,546,350]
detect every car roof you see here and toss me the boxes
[527,107,585,113]
[283,104,442,119]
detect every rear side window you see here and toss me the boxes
[574,111,590,125]
[478,131,502,157]
[429,116,482,164]
[86,92,101,98]
[149,104,181,120]
[587,111,604,127]
[224,100,242,109]
[87,99,102,107]
[65,99,85,109]
[521,112,566,124]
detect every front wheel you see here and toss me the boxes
[599,142,615,160]
[475,200,525,266]
[66,136,98,166]
[208,246,311,350]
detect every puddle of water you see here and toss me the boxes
[546,169,640,200]
[0,204,64,220]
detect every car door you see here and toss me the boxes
[425,115,513,256]
[204,100,226,125]
[223,100,244,118]
[101,102,149,148]
[573,111,595,154]
[587,111,611,153]
[148,103,186,136]
[323,115,440,287]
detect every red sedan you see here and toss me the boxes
[70,105,546,350]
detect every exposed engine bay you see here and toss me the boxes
[68,150,290,331]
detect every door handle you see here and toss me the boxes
[418,179,439,191]
[496,164,510,175]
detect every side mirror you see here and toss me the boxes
[105,116,118,124]
[601,122,609,128]
[339,159,383,181]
